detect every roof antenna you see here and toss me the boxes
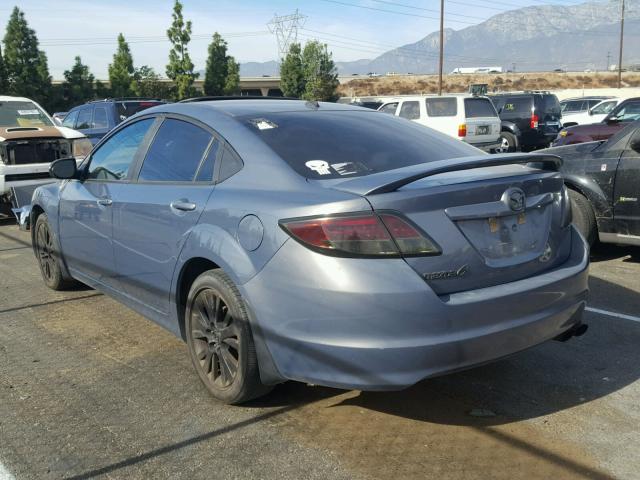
[305,100,319,109]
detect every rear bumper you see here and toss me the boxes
[242,227,589,390]
[467,139,502,152]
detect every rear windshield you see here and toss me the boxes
[535,95,561,115]
[0,101,53,127]
[242,110,478,180]
[498,96,532,114]
[464,98,497,118]
[116,101,164,122]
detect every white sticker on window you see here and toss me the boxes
[601,164,607,172]
[17,109,40,115]
[305,160,331,175]
[331,162,358,176]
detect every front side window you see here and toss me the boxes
[613,102,640,122]
[62,110,79,128]
[138,119,212,182]
[591,101,616,115]
[425,98,457,117]
[0,100,53,127]
[399,101,420,120]
[87,118,154,181]
[379,103,398,115]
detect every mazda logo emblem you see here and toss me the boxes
[503,188,526,212]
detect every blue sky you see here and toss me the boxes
[0,0,588,79]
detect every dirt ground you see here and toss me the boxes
[338,71,640,97]
[1,219,639,479]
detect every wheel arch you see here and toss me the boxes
[563,174,611,233]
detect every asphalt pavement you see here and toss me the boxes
[0,218,639,480]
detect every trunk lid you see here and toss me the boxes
[330,154,572,295]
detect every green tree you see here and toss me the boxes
[63,56,95,106]
[301,41,339,102]
[95,80,111,99]
[224,56,240,95]
[166,0,197,100]
[108,33,135,97]
[203,33,228,96]
[280,43,305,98]
[0,43,7,92]
[132,65,172,99]
[2,7,52,105]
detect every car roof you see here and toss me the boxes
[561,96,613,101]
[0,95,38,103]
[154,99,361,117]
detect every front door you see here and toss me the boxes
[58,118,156,287]
[112,117,220,315]
[614,128,640,236]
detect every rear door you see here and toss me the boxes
[111,116,219,315]
[535,95,562,137]
[463,97,500,144]
[613,127,640,236]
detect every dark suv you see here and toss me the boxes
[489,92,562,152]
[62,98,166,144]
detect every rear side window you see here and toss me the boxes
[425,98,457,117]
[138,118,212,182]
[76,107,93,129]
[399,101,420,120]
[500,97,532,114]
[464,98,497,118]
[243,111,478,180]
[379,103,398,114]
[62,110,78,128]
[116,101,163,122]
[93,106,109,128]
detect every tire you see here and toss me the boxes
[34,213,77,290]
[496,131,517,153]
[185,269,272,404]
[568,189,597,246]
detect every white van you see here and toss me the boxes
[378,94,502,152]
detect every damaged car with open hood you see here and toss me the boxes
[0,96,92,216]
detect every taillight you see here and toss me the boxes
[530,114,539,129]
[458,124,467,137]
[280,213,440,257]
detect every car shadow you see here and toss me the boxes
[270,275,640,427]
[590,242,639,263]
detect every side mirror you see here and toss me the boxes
[50,157,78,180]
[630,137,640,153]
[588,109,593,116]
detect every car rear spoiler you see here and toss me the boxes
[332,153,562,196]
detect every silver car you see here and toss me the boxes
[33,99,589,404]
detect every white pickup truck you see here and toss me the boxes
[0,96,92,214]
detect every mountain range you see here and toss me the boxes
[238,0,640,76]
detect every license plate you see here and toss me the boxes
[476,125,490,135]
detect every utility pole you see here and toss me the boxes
[617,0,625,88]
[438,0,444,96]
[606,51,611,71]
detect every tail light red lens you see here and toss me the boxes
[530,114,539,129]
[280,213,440,257]
[458,124,467,137]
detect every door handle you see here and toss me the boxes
[97,198,112,206]
[170,200,197,212]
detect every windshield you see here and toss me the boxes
[591,101,616,115]
[0,101,53,128]
[242,110,479,180]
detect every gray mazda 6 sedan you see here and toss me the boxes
[31,99,589,404]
